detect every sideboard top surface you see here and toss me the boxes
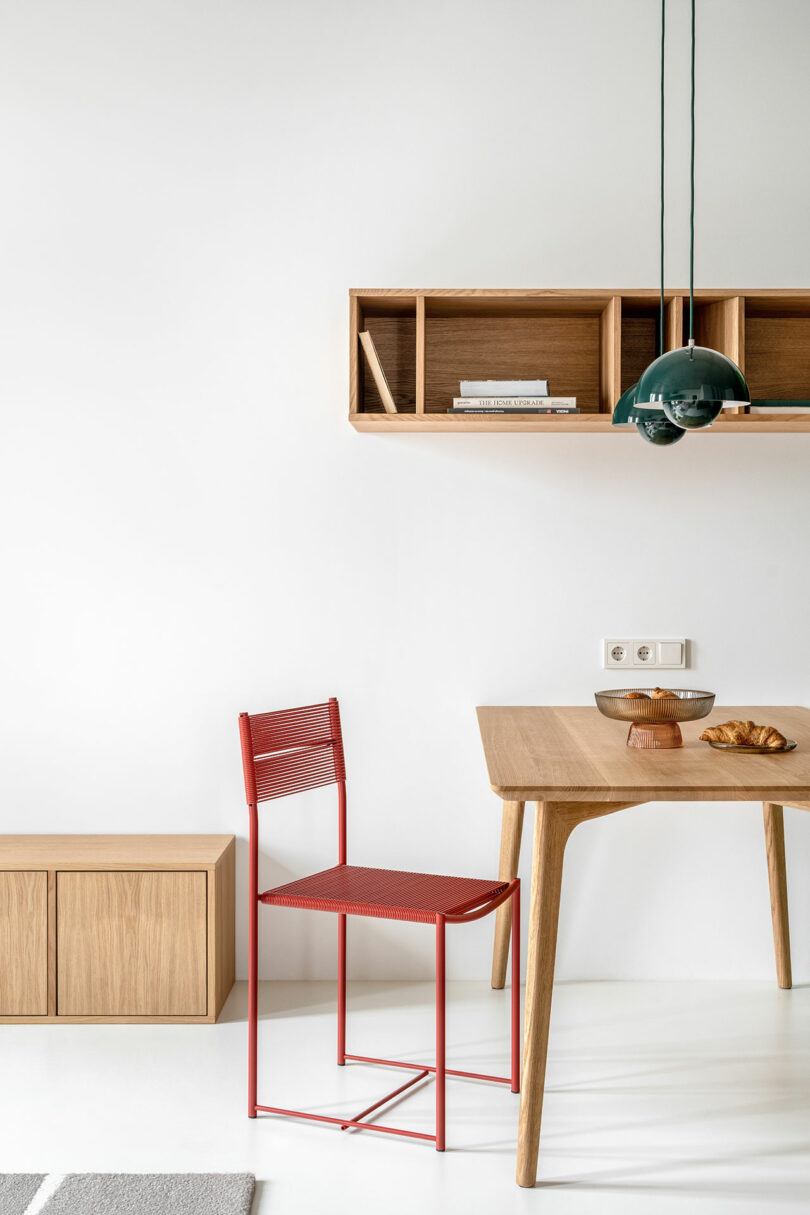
[0,834,235,869]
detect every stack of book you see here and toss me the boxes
[747,399,810,413]
[446,380,578,414]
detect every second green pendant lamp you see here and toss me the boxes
[633,0,748,443]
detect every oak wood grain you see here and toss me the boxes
[517,800,638,1187]
[0,835,233,869]
[349,294,360,413]
[349,411,810,433]
[491,801,525,990]
[477,706,810,803]
[477,707,810,1188]
[745,316,810,400]
[47,870,57,1016]
[665,296,683,352]
[361,315,416,413]
[0,871,48,1015]
[351,288,810,302]
[212,837,236,1018]
[694,296,745,414]
[620,315,657,393]
[600,296,621,412]
[350,289,810,431]
[415,295,425,414]
[57,871,207,1017]
[763,803,791,989]
[425,316,601,413]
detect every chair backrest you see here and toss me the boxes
[238,698,346,805]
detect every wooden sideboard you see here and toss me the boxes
[0,835,235,1024]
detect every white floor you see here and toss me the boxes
[3,980,809,1214]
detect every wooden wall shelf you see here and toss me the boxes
[349,289,810,433]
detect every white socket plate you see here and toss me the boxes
[603,639,687,669]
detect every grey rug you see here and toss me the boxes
[0,1177,46,1215]
[39,1174,255,1215]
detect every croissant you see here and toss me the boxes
[623,691,650,699]
[700,720,751,744]
[700,720,787,748]
[651,687,678,699]
[748,724,788,748]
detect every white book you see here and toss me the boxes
[748,401,810,413]
[453,396,577,409]
[460,379,549,397]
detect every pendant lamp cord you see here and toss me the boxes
[659,0,665,354]
[689,0,695,345]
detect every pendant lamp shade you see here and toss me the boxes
[611,381,686,445]
[611,382,643,426]
[636,341,749,430]
[636,412,687,445]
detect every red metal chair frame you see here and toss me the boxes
[238,698,520,1151]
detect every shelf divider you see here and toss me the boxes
[600,296,622,413]
[695,296,746,413]
[665,296,683,352]
[415,296,425,414]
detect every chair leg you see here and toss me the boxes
[337,913,347,1064]
[248,809,259,1117]
[492,801,525,988]
[435,915,446,1152]
[510,882,521,1093]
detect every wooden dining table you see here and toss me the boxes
[476,705,810,1188]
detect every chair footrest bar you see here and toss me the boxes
[255,1104,435,1141]
[341,1068,430,1130]
[344,1053,512,1086]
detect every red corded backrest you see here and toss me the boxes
[239,698,346,805]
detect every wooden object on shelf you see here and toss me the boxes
[476,705,810,1188]
[358,330,398,413]
[0,835,235,1024]
[349,288,810,432]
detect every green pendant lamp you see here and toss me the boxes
[612,382,686,445]
[636,0,748,429]
[611,0,684,447]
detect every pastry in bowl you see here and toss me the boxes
[651,687,678,699]
[700,720,787,749]
[622,691,650,699]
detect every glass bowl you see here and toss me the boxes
[594,688,716,749]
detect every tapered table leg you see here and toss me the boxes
[516,798,638,1188]
[516,802,571,1187]
[492,800,525,989]
[763,803,792,989]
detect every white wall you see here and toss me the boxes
[3,0,810,982]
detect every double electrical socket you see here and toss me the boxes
[603,638,687,670]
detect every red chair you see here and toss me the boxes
[238,698,520,1151]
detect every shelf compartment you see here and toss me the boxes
[422,294,617,415]
[351,295,417,414]
[745,297,810,403]
[620,299,661,394]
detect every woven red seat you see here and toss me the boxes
[261,865,508,924]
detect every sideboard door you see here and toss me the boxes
[57,871,207,1017]
[0,871,48,1015]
